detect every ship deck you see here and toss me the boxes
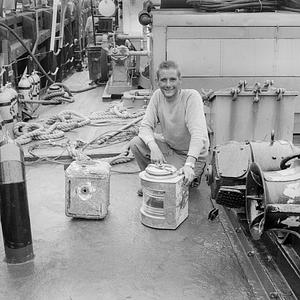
[0,70,285,300]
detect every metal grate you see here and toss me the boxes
[216,186,245,208]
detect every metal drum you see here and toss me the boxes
[139,164,189,229]
[246,159,300,240]
[207,137,298,208]
[250,139,297,171]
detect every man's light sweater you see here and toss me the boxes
[138,89,209,160]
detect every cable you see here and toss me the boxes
[280,5,300,12]
[0,22,99,94]
[186,0,278,12]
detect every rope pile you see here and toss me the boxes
[14,110,90,145]
[90,126,140,147]
[101,151,135,166]
[26,139,137,172]
[20,83,75,106]
[14,122,65,145]
[13,104,145,145]
[89,102,145,121]
[186,0,278,12]
[40,83,75,105]
[45,110,91,131]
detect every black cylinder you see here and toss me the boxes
[160,0,191,9]
[0,139,34,263]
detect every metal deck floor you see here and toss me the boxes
[0,165,254,300]
[0,71,255,300]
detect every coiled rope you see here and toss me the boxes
[20,83,75,107]
[45,110,91,130]
[14,122,65,145]
[13,104,145,145]
[89,102,145,121]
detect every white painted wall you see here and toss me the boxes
[122,0,143,35]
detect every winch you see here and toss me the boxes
[65,159,111,219]
[246,157,300,240]
[139,164,189,229]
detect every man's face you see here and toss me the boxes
[157,68,181,100]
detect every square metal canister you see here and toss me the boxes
[65,160,111,219]
[139,165,189,229]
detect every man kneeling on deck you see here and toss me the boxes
[130,60,209,196]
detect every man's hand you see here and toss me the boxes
[182,164,195,186]
[148,141,166,164]
[153,133,165,143]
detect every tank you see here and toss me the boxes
[18,74,33,116]
[18,75,32,101]
[0,83,18,138]
[29,71,40,101]
[139,164,189,229]
[65,159,111,219]
[0,133,34,263]
[207,138,298,208]
[246,160,300,240]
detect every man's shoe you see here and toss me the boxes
[190,176,201,188]
[137,188,143,197]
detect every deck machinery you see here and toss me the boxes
[86,0,151,99]
[140,0,300,298]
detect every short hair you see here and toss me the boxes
[156,60,181,79]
